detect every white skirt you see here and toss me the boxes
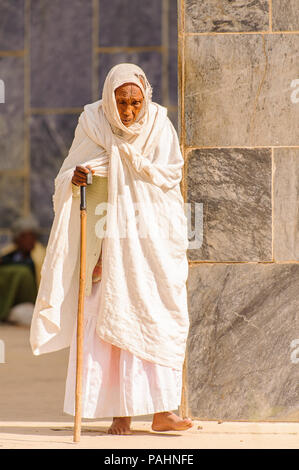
[63,280,183,419]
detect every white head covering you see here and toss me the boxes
[102,63,153,137]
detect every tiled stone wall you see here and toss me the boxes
[180,0,299,420]
[0,0,178,245]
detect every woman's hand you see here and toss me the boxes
[72,165,95,186]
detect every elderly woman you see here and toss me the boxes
[30,64,191,435]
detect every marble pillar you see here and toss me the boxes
[180,0,299,420]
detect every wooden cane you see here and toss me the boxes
[73,170,92,443]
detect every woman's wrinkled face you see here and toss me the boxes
[115,83,144,127]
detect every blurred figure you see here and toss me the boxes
[0,214,46,325]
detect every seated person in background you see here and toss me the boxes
[0,214,46,325]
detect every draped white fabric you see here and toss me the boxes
[64,280,182,418]
[30,64,189,370]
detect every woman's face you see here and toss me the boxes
[115,83,144,127]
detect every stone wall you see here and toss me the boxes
[179,0,299,421]
[0,0,177,245]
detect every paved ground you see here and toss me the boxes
[0,323,298,449]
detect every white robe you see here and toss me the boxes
[63,277,183,418]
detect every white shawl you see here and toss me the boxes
[30,64,189,370]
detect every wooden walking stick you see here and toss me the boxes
[73,169,93,443]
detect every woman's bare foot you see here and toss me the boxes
[107,417,132,435]
[151,412,193,432]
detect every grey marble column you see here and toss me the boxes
[187,263,299,421]
[180,1,299,420]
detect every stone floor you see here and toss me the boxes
[0,323,298,449]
